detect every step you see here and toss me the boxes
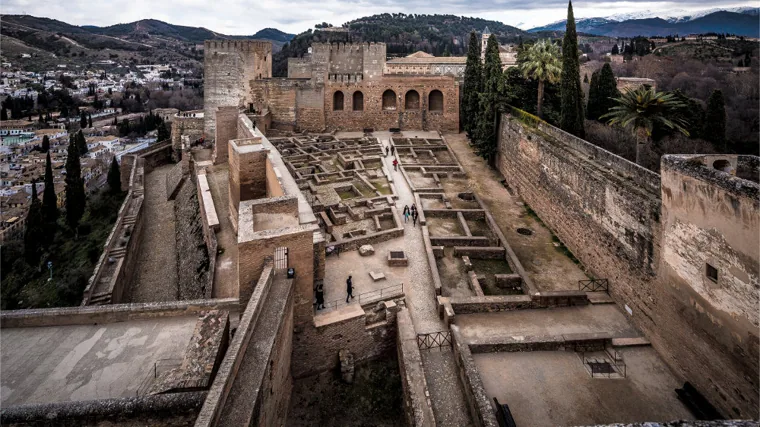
[612,337,651,347]
[586,292,615,304]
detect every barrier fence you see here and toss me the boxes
[319,282,403,312]
[416,330,452,350]
[579,278,609,292]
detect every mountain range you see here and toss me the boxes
[528,8,760,37]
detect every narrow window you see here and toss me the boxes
[705,263,718,283]
[333,91,344,111]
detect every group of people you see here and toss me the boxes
[403,204,419,226]
[314,275,354,310]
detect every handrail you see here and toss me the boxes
[579,278,609,292]
[417,330,452,350]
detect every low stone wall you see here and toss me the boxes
[450,326,499,427]
[165,159,188,201]
[440,291,589,319]
[175,179,213,300]
[429,237,495,247]
[396,308,437,427]
[0,298,238,328]
[468,332,611,353]
[331,207,404,251]
[453,246,505,259]
[0,391,206,427]
[422,227,443,296]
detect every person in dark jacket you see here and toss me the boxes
[315,284,324,310]
[346,275,354,303]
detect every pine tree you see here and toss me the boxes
[704,89,726,150]
[560,1,586,138]
[65,134,86,231]
[587,63,619,121]
[41,135,50,152]
[461,32,483,136]
[473,34,502,161]
[157,121,170,142]
[108,157,121,193]
[42,151,58,241]
[24,180,44,264]
[76,130,88,156]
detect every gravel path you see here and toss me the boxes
[128,164,179,303]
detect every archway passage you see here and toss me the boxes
[429,90,443,111]
[333,91,344,111]
[382,90,397,111]
[353,91,364,111]
[405,90,420,110]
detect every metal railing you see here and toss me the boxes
[579,278,609,292]
[581,352,626,378]
[417,330,452,350]
[320,283,404,312]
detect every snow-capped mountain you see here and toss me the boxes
[527,7,760,37]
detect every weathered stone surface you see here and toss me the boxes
[339,349,355,383]
[369,271,386,281]
[359,244,375,256]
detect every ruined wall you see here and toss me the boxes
[171,112,204,157]
[250,79,302,130]
[227,139,268,232]
[204,40,272,136]
[291,299,400,379]
[496,112,759,418]
[287,58,313,79]
[175,178,212,300]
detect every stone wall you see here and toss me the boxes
[175,178,212,300]
[450,326,499,427]
[396,307,436,427]
[165,159,188,201]
[171,111,204,156]
[291,299,400,379]
[496,111,759,418]
[0,298,238,328]
[0,391,207,427]
[213,106,239,164]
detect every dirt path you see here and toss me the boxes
[128,164,179,302]
[444,133,588,292]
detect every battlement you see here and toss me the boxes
[312,42,386,53]
[204,40,273,54]
[327,73,363,83]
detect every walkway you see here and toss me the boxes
[128,164,179,302]
[378,134,473,427]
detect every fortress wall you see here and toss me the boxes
[171,112,204,156]
[496,112,759,418]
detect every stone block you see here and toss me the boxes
[369,271,386,282]
[359,244,375,256]
[387,250,408,267]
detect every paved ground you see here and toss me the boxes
[128,164,179,302]
[473,348,694,426]
[444,133,588,292]
[455,305,642,344]
[204,162,239,299]
[0,316,197,406]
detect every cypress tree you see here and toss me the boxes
[157,121,170,142]
[473,34,502,161]
[76,130,88,156]
[80,111,87,129]
[65,133,86,231]
[560,0,585,138]
[704,89,726,150]
[41,135,50,152]
[88,113,93,128]
[588,63,619,121]
[586,70,601,120]
[42,151,59,240]
[1,107,7,121]
[462,31,483,136]
[108,157,122,193]
[24,180,44,264]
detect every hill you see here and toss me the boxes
[0,15,295,73]
[273,13,530,76]
[529,10,760,37]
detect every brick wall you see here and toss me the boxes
[497,113,759,418]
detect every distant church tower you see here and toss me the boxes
[481,26,490,61]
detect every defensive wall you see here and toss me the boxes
[171,110,204,159]
[495,107,759,419]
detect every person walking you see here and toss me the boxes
[346,275,354,303]
[315,284,324,310]
[403,205,410,223]
[393,158,398,171]
[411,203,417,216]
[390,145,395,156]
[412,209,418,226]
[385,146,390,157]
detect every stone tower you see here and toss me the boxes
[203,40,273,138]
[481,26,490,61]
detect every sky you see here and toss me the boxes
[1,0,756,35]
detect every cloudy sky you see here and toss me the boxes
[1,0,756,34]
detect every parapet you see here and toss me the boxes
[204,40,273,54]
[661,154,759,199]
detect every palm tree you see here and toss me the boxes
[602,87,689,166]
[519,40,562,118]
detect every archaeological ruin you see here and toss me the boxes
[1,38,757,427]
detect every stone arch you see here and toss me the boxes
[333,91,344,111]
[405,90,420,110]
[429,90,444,111]
[382,90,397,111]
[353,91,364,111]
